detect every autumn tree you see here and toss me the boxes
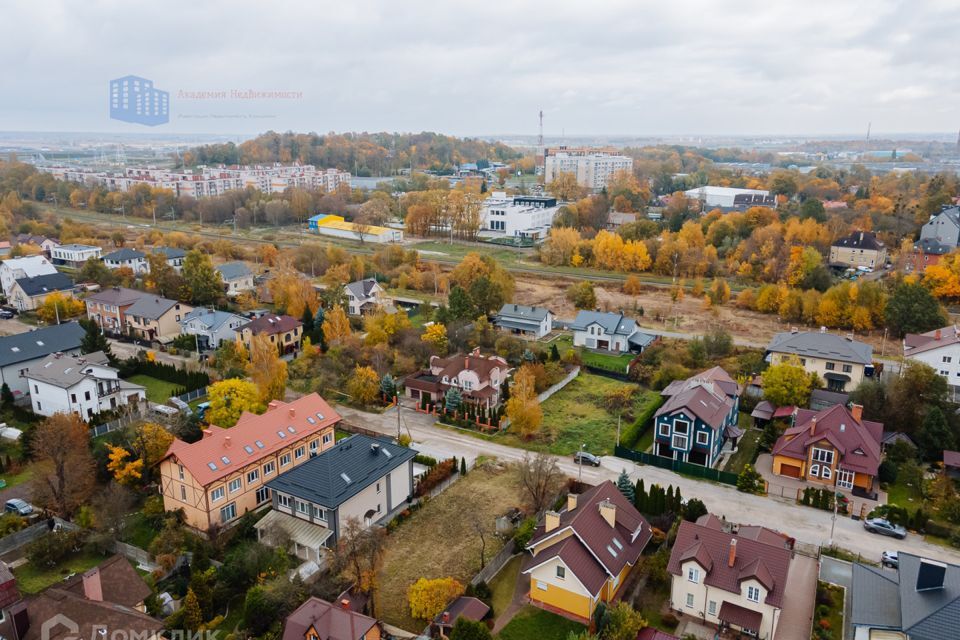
[566,281,597,310]
[30,413,96,517]
[407,577,465,620]
[603,602,647,640]
[762,359,813,408]
[518,451,563,513]
[246,334,288,402]
[213,338,249,378]
[322,305,352,345]
[347,365,380,406]
[36,292,85,323]
[334,517,388,614]
[546,171,586,202]
[450,252,514,307]
[182,250,223,305]
[206,378,265,427]
[506,365,543,439]
[107,446,143,486]
[269,258,319,318]
[421,323,449,354]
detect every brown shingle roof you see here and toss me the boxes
[433,596,490,626]
[430,351,508,385]
[242,313,302,336]
[718,601,763,632]
[667,518,793,608]
[656,382,734,430]
[904,325,960,356]
[772,403,882,476]
[944,450,960,469]
[282,597,378,640]
[61,555,151,609]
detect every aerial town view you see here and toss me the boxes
[1,1,959,639]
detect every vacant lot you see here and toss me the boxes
[377,462,525,632]
[126,374,183,404]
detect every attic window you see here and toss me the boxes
[277,431,286,439]
[316,412,324,420]
[207,462,218,471]
[254,440,264,449]
[9,347,18,352]
[606,545,618,558]
[340,473,352,484]
[36,341,44,346]
[288,426,296,434]
[306,417,316,425]
[63,368,73,374]
[220,456,230,465]
[612,538,623,550]
[244,445,254,454]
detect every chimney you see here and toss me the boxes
[567,493,578,512]
[809,417,817,437]
[82,567,103,601]
[202,429,214,439]
[728,539,737,568]
[340,599,350,610]
[224,436,231,447]
[936,328,942,340]
[916,559,947,591]
[268,400,281,410]
[850,404,863,423]
[599,500,616,527]
[544,510,561,533]
[441,612,450,624]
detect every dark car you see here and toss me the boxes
[573,451,601,467]
[864,518,906,539]
[0,310,14,319]
[881,551,899,568]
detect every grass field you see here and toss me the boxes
[13,550,107,594]
[121,511,158,550]
[488,555,522,618]
[886,477,924,511]
[125,374,183,404]
[377,463,524,632]
[551,335,636,373]
[496,606,585,640]
[723,423,762,474]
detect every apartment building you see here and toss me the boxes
[543,147,633,191]
[158,393,340,531]
[481,192,561,240]
[829,231,888,270]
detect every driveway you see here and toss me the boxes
[335,406,960,566]
[820,556,854,640]
[775,554,817,640]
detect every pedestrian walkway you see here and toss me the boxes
[491,569,530,633]
[775,554,817,640]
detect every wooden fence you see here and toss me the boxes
[471,540,517,586]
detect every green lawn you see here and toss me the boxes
[125,374,183,404]
[497,606,584,640]
[886,478,924,511]
[551,335,636,373]
[13,550,107,594]
[121,511,158,550]
[488,555,522,618]
[723,425,762,474]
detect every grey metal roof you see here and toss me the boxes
[151,247,186,259]
[266,434,416,509]
[345,278,379,300]
[125,296,182,320]
[851,563,901,630]
[767,331,872,365]
[25,351,120,388]
[14,272,75,297]
[496,304,551,324]
[102,248,146,262]
[628,331,658,348]
[569,311,637,336]
[215,262,252,281]
[181,308,245,331]
[0,322,85,367]
[918,238,953,255]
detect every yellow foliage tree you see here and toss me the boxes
[107,446,143,486]
[206,378,265,427]
[322,306,352,345]
[407,577,465,620]
[347,365,380,406]
[131,423,175,469]
[36,293,86,323]
[421,323,448,354]
[247,334,288,403]
[623,275,643,295]
[506,365,543,439]
[363,310,411,346]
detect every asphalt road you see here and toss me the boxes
[336,403,960,565]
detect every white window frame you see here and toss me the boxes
[296,500,309,515]
[695,431,709,446]
[708,600,717,616]
[247,469,259,484]
[556,565,565,580]
[672,434,688,450]
[687,568,700,583]
[322,432,333,445]
[821,466,832,480]
[210,487,225,502]
[277,494,291,508]
[812,447,834,465]
[295,446,305,460]
[658,422,670,437]
[686,593,695,608]
[220,502,236,523]
[747,586,761,603]
[280,453,291,466]
[228,478,242,493]
[263,461,275,476]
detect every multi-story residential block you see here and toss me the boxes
[124,296,192,343]
[25,351,145,419]
[481,192,561,240]
[570,311,657,355]
[543,147,634,191]
[494,303,554,339]
[84,286,147,334]
[0,322,85,397]
[829,230,888,270]
[920,205,960,248]
[345,278,389,316]
[403,348,510,408]
[0,256,57,299]
[257,434,415,562]
[667,514,793,639]
[158,393,340,531]
[771,403,882,494]
[765,329,874,393]
[102,248,148,274]
[180,308,248,350]
[653,367,741,467]
[9,272,76,311]
[683,186,773,209]
[49,244,102,269]
[904,324,960,400]
[237,313,302,354]
[522,481,652,622]
[908,237,952,274]
[216,262,255,295]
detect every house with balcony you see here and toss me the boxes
[24,351,145,419]
[102,248,148,274]
[345,278,390,316]
[521,481,652,623]
[84,286,147,334]
[765,329,874,392]
[49,244,102,269]
[257,434,416,563]
[653,367,741,467]
[495,303,554,339]
[570,310,656,354]
[667,514,793,639]
[771,403,882,496]
[0,321,85,398]
[158,393,340,532]
[237,313,302,354]
[124,295,192,344]
[403,348,510,409]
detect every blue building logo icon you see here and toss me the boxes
[109,75,169,126]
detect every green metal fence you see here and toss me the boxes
[614,445,740,486]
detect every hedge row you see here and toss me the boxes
[119,358,209,391]
[620,395,666,449]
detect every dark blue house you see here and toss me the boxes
[653,366,741,467]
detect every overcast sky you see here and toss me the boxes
[1,0,958,138]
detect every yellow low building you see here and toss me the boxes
[522,481,652,623]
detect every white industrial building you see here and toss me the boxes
[480,192,561,241]
[683,186,772,209]
[543,148,633,191]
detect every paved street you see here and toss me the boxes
[335,403,960,565]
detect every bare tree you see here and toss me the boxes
[92,482,136,538]
[353,211,373,244]
[518,452,564,514]
[30,413,96,517]
[469,510,490,569]
[335,517,389,615]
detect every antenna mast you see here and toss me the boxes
[538,110,544,148]
[866,122,871,140]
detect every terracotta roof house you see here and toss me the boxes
[281,596,381,640]
[84,286,148,334]
[766,330,874,393]
[904,325,960,401]
[522,481,652,622]
[237,313,303,354]
[159,393,340,532]
[403,348,510,409]
[653,367,741,468]
[852,553,960,640]
[667,515,793,639]
[430,596,490,638]
[771,403,882,496]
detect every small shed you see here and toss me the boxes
[944,451,960,479]
[430,596,490,638]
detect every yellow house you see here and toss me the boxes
[522,481,652,623]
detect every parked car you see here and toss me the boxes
[574,451,601,467]
[881,551,899,568]
[4,499,32,516]
[0,310,14,319]
[864,518,907,539]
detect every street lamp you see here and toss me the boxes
[828,491,843,547]
[578,443,586,483]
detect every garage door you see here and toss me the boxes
[780,464,802,478]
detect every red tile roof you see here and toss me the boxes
[163,393,339,486]
[282,597,378,640]
[242,313,302,336]
[772,404,882,477]
[430,351,509,385]
[667,518,793,608]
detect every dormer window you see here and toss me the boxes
[747,586,761,603]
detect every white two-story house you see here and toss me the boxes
[345,278,389,316]
[569,310,657,354]
[102,248,148,274]
[24,351,146,419]
[904,324,960,401]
